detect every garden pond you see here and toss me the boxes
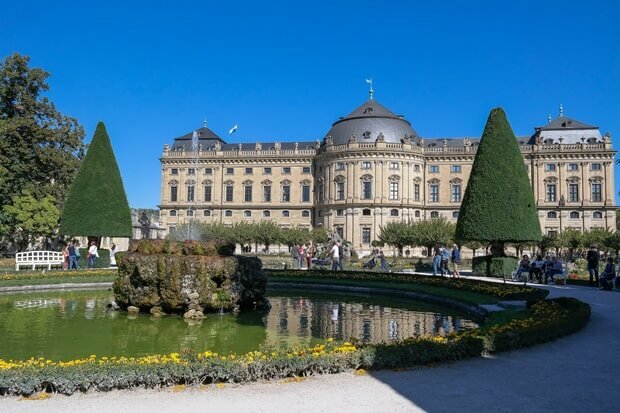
[0,288,478,360]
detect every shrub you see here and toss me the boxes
[472,256,491,276]
[488,257,518,278]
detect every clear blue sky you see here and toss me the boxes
[1,0,619,208]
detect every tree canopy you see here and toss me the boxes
[455,108,541,250]
[59,122,131,237]
[0,191,59,251]
[0,53,85,246]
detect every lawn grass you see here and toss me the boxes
[268,275,499,305]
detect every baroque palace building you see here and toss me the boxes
[159,92,616,254]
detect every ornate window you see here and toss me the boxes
[414,210,420,218]
[544,177,557,202]
[243,180,253,202]
[335,162,345,171]
[302,210,310,218]
[203,179,213,202]
[362,208,371,216]
[170,185,178,202]
[361,161,372,169]
[224,180,234,202]
[360,174,373,200]
[590,177,603,202]
[263,210,271,218]
[451,165,461,173]
[593,211,603,219]
[187,209,194,217]
[567,163,579,171]
[569,211,580,219]
[264,167,272,174]
[203,210,211,217]
[318,178,324,202]
[336,209,344,216]
[225,210,233,217]
[301,179,311,202]
[429,165,439,173]
[545,163,556,172]
[547,211,558,219]
[430,211,439,219]
[186,179,195,202]
[171,168,179,175]
[389,175,400,200]
[170,210,177,217]
[450,178,462,202]
[204,168,213,175]
[282,210,290,217]
[452,211,459,219]
[428,178,440,203]
[567,177,580,202]
[591,163,602,171]
[281,179,291,202]
[244,210,252,218]
[390,209,399,217]
[362,228,371,244]
[334,175,345,200]
[245,167,253,175]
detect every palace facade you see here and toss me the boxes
[159,96,616,253]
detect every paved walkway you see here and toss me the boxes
[2,284,619,413]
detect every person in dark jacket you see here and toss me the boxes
[451,244,461,278]
[586,245,600,287]
[599,257,616,291]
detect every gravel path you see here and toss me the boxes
[2,284,619,413]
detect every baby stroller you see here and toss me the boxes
[311,257,331,270]
[363,256,376,270]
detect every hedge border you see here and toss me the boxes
[0,274,589,397]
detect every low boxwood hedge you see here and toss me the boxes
[266,269,548,301]
[0,269,117,282]
[0,297,589,396]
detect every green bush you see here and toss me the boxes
[472,256,491,276]
[488,257,518,278]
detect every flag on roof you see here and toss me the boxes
[229,125,238,135]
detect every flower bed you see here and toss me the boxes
[0,269,117,281]
[0,296,589,397]
[266,269,549,301]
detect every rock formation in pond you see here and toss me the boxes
[113,239,269,315]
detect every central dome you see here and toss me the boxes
[324,99,418,145]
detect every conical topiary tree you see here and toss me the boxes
[60,122,131,242]
[456,108,541,256]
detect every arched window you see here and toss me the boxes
[203,210,211,217]
[430,211,439,219]
[452,211,459,219]
[244,210,252,218]
[187,209,194,217]
[362,208,371,216]
[263,210,271,218]
[282,210,290,217]
[302,210,310,218]
[593,211,603,219]
[414,210,420,218]
[225,210,233,217]
[547,211,557,219]
[390,209,399,217]
[569,211,579,219]
[170,210,177,217]
[336,209,344,216]
[318,210,323,217]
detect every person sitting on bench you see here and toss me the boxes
[514,254,531,280]
[544,256,563,284]
[599,257,616,291]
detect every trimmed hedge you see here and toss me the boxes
[266,269,548,301]
[0,269,116,281]
[0,297,590,396]
[489,257,518,278]
[472,256,490,276]
[126,239,235,257]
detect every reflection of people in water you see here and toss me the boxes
[331,305,339,322]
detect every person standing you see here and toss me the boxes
[62,244,70,270]
[330,241,342,271]
[110,243,117,267]
[379,250,388,272]
[305,244,313,269]
[441,245,451,276]
[451,244,461,278]
[291,244,300,269]
[433,243,442,276]
[87,242,99,269]
[586,245,600,287]
[68,242,79,270]
[298,245,306,269]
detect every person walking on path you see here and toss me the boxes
[62,244,70,270]
[68,242,79,270]
[451,244,461,278]
[441,245,451,276]
[379,250,388,272]
[433,243,442,276]
[298,245,306,269]
[586,245,600,287]
[330,241,343,271]
[87,242,99,269]
[110,243,117,267]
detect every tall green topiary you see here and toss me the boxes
[60,122,131,238]
[456,108,541,255]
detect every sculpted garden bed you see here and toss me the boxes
[0,260,591,397]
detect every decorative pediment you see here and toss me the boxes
[334,175,345,183]
[242,180,253,186]
[261,179,272,185]
[413,177,422,183]
[449,178,462,184]
[281,179,292,185]
[543,177,558,183]
[427,178,440,184]
[360,174,373,182]
[168,179,179,186]
[388,175,400,182]
[589,176,603,183]
[300,179,312,185]
[202,179,213,185]
[566,176,580,183]
[224,180,234,186]
[185,179,196,185]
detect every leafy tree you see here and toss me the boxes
[0,191,59,251]
[311,227,329,245]
[556,229,583,258]
[414,217,456,256]
[604,232,620,256]
[379,221,413,256]
[59,122,131,242]
[254,221,281,253]
[455,108,541,256]
[0,53,85,213]
[583,228,612,251]
[280,226,311,249]
[537,234,558,256]
[463,240,484,257]
[232,221,257,250]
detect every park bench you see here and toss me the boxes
[15,251,64,271]
[511,263,568,285]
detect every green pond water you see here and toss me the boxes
[0,288,478,361]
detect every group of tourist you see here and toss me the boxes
[432,243,461,278]
[363,249,389,272]
[61,241,110,269]
[290,244,314,270]
[514,254,564,284]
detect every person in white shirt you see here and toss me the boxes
[330,241,342,271]
[87,242,99,268]
[110,243,117,267]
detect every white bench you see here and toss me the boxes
[15,251,64,271]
